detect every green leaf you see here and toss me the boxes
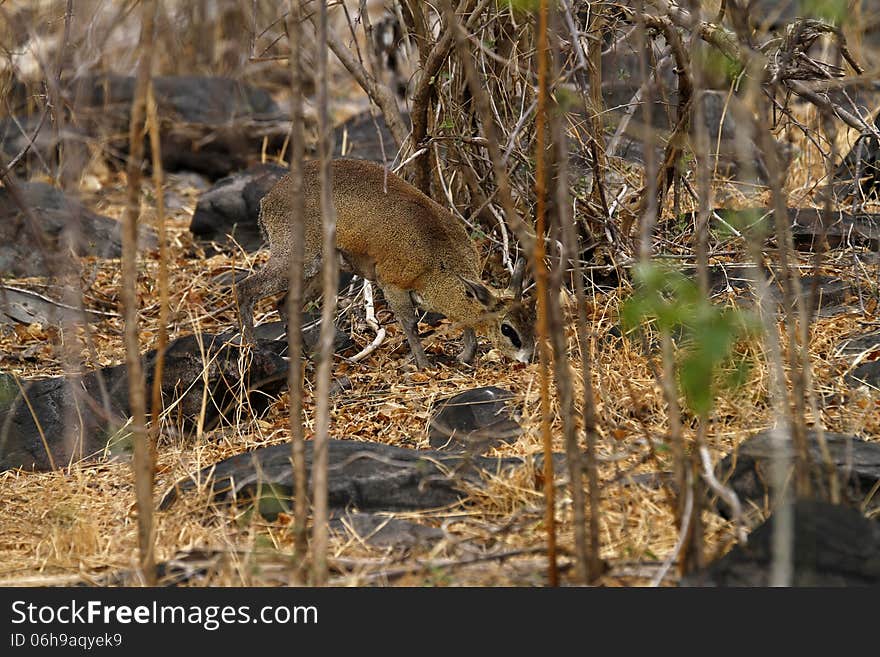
[697,48,742,87]
[0,373,16,406]
[800,0,848,25]
[253,484,293,521]
[554,87,578,114]
[621,263,757,416]
[717,208,771,240]
[503,0,540,13]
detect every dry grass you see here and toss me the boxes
[1,3,879,588]
[0,159,876,587]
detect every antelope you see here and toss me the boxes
[235,158,534,369]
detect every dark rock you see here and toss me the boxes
[706,263,761,297]
[834,110,880,199]
[88,513,442,585]
[418,311,446,327]
[329,376,354,397]
[787,207,880,251]
[217,313,355,356]
[146,333,289,433]
[0,333,288,472]
[745,0,838,32]
[846,362,880,390]
[2,76,287,179]
[428,386,522,453]
[86,75,285,178]
[696,91,775,181]
[688,255,859,318]
[190,163,287,252]
[777,276,855,317]
[835,331,880,359]
[682,501,880,586]
[706,207,880,251]
[333,112,399,164]
[330,512,444,549]
[595,23,675,124]
[160,439,533,514]
[0,181,155,278]
[713,430,880,517]
[0,113,89,177]
[80,549,228,587]
[246,320,291,343]
[605,89,780,183]
[73,75,287,179]
[836,329,880,390]
[0,285,106,327]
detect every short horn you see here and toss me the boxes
[509,258,526,302]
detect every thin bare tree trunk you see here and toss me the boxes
[403,0,430,66]
[311,0,338,588]
[49,0,74,189]
[575,2,604,583]
[534,0,558,588]
[658,327,686,569]
[815,105,841,504]
[634,5,658,261]
[759,113,800,588]
[546,175,586,583]
[763,121,812,500]
[732,61,793,587]
[286,0,310,585]
[634,14,693,235]
[545,6,588,586]
[687,5,710,573]
[549,8,603,582]
[52,1,89,477]
[146,83,168,463]
[587,3,605,212]
[122,0,157,586]
[633,4,689,560]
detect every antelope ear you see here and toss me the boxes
[458,276,495,307]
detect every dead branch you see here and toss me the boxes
[308,9,408,150]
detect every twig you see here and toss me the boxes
[348,281,386,363]
[650,471,693,587]
[330,547,548,583]
[0,106,49,178]
[699,446,747,544]
[309,9,408,149]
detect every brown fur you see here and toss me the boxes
[236,158,535,368]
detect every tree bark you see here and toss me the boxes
[311,0,338,588]
[286,0,310,585]
[122,0,158,586]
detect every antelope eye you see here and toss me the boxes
[501,323,522,349]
